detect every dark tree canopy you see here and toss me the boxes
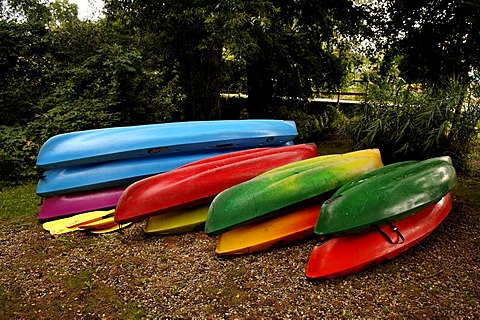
[365,0,480,85]
[104,0,364,119]
[244,0,364,117]
[0,0,478,183]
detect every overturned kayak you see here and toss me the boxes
[114,144,318,224]
[38,186,126,221]
[144,205,210,235]
[36,120,298,170]
[314,156,457,236]
[36,150,234,197]
[306,194,452,279]
[215,201,326,256]
[205,149,383,236]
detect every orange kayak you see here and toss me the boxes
[215,202,325,255]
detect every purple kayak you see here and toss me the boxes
[38,186,126,221]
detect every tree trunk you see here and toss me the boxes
[246,58,274,119]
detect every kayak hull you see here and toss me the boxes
[36,150,237,197]
[37,120,298,169]
[38,186,126,221]
[144,205,210,235]
[315,157,457,236]
[205,149,383,236]
[215,202,324,256]
[114,144,318,224]
[306,194,452,279]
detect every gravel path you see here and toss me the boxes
[1,189,479,319]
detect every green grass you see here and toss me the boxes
[316,137,352,155]
[452,175,480,207]
[0,181,40,226]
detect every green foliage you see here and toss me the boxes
[0,43,188,183]
[0,19,50,125]
[273,101,343,141]
[0,126,38,184]
[244,1,364,117]
[135,71,187,123]
[47,0,79,29]
[105,0,248,120]
[446,81,480,170]
[2,0,476,183]
[350,78,480,170]
[362,0,480,85]
[0,0,192,183]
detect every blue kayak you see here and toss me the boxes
[36,120,298,170]
[36,150,233,197]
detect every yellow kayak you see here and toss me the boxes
[144,205,210,235]
[43,209,115,235]
[88,222,132,234]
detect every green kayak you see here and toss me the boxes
[314,156,457,236]
[205,149,383,236]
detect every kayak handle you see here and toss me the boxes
[376,222,405,245]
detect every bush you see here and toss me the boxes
[0,126,38,187]
[349,77,480,170]
[272,100,343,142]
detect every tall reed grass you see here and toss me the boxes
[349,78,480,170]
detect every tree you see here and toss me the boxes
[352,0,480,169]
[104,0,365,120]
[0,0,51,125]
[243,0,364,117]
[47,0,79,29]
[104,0,256,120]
[364,0,480,85]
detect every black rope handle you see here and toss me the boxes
[376,222,405,244]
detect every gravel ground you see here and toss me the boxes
[1,185,479,319]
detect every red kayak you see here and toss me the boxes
[115,144,318,224]
[305,193,452,279]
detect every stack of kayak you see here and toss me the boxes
[35,120,300,234]
[206,153,456,278]
[206,149,384,253]
[305,156,457,279]
[35,119,458,280]
[114,143,319,232]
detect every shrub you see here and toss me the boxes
[272,100,343,142]
[349,77,480,170]
[0,126,38,187]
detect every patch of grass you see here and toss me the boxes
[0,181,40,225]
[229,265,248,278]
[316,137,352,156]
[170,281,188,296]
[221,286,249,306]
[452,177,480,207]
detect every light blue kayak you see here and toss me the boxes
[36,120,298,170]
[36,150,233,197]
